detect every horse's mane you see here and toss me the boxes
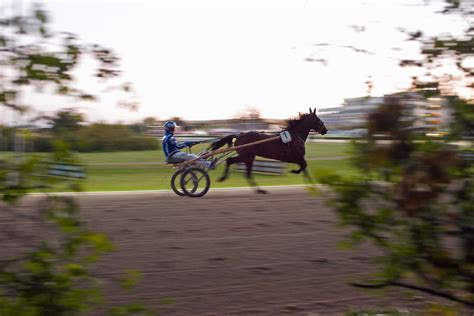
[285,113,310,130]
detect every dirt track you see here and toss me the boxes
[9,188,453,315]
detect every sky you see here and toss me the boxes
[5,0,468,123]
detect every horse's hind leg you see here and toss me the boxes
[245,156,267,194]
[217,156,233,182]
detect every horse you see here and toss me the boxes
[210,108,327,194]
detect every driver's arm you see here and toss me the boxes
[172,137,191,149]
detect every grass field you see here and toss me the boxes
[1,142,355,191]
[84,159,356,191]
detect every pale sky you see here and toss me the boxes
[7,0,468,123]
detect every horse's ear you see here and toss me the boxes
[312,108,317,114]
[309,107,312,114]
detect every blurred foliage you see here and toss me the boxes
[0,196,113,315]
[346,304,462,316]
[319,1,473,309]
[449,97,474,138]
[44,109,159,152]
[400,0,473,101]
[0,119,159,153]
[346,309,412,316]
[74,123,158,152]
[169,116,188,130]
[0,159,150,315]
[0,5,129,113]
[319,96,473,308]
[142,117,158,127]
[128,117,160,135]
[48,109,85,135]
[0,4,150,315]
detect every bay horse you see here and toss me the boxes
[210,108,327,193]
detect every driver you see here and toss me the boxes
[162,121,216,169]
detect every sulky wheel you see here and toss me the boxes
[180,167,211,198]
[170,169,187,196]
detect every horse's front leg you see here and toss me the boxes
[290,159,307,174]
[291,159,314,184]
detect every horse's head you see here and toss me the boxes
[306,107,327,135]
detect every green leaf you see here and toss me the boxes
[337,239,354,250]
[35,9,48,24]
[120,270,142,290]
[160,297,175,305]
[64,263,86,276]
[24,261,45,274]
[84,232,115,252]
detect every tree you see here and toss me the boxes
[76,123,158,152]
[399,0,473,101]
[49,109,85,135]
[319,96,473,308]
[143,117,158,127]
[318,0,473,310]
[0,4,149,315]
[1,7,124,113]
[169,116,187,130]
[127,117,158,135]
[234,106,262,121]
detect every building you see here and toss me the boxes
[385,92,452,135]
[319,96,384,131]
[318,92,452,136]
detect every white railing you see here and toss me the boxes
[235,160,284,175]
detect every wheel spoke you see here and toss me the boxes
[180,167,211,197]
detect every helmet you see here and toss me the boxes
[163,121,177,132]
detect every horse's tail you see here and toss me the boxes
[210,134,237,151]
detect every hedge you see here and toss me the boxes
[10,134,160,152]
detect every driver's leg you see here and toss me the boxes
[173,152,210,169]
[172,151,198,160]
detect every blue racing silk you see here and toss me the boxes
[162,131,187,158]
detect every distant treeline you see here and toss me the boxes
[0,123,159,152]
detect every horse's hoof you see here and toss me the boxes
[256,189,268,194]
[217,176,226,182]
[291,170,300,174]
